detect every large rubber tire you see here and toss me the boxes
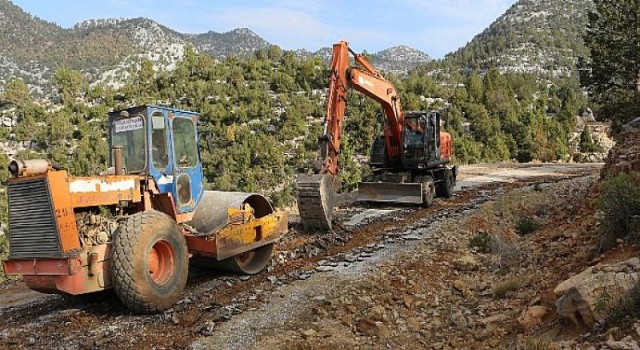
[111,211,188,313]
[441,169,454,198]
[416,175,435,207]
[214,243,274,275]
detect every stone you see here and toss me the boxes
[403,295,416,309]
[606,334,640,350]
[555,257,640,328]
[518,306,548,331]
[453,279,467,294]
[315,265,335,272]
[298,273,311,280]
[406,317,421,332]
[356,319,390,338]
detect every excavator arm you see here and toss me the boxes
[297,41,406,231]
[317,41,405,175]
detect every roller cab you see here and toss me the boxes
[2,105,287,313]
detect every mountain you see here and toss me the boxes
[0,0,429,95]
[190,28,270,58]
[296,45,432,76]
[433,0,594,78]
[373,45,432,75]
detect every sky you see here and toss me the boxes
[12,0,518,59]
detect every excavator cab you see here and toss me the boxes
[108,105,204,213]
[402,111,442,170]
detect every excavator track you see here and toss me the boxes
[296,174,336,231]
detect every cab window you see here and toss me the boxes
[110,115,146,173]
[404,118,424,145]
[172,118,198,168]
[151,112,169,169]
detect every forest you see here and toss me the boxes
[0,42,597,241]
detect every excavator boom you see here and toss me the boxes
[297,41,407,231]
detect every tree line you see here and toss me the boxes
[0,12,625,211]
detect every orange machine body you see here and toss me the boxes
[440,131,453,160]
[2,170,143,294]
[2,168,286,295]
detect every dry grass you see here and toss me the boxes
[492,276,523,299]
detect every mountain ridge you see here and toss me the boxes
[0,0,597,94]
[0,0,431,94]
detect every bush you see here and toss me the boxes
[492,277,522,299]
[598,173,640,240]
[515,216,539,235]
[579,126,604,153]
[595,280,640,329]
[533,183,543,192]
[469,231,494,253]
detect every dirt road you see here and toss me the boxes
[0,163,602,350]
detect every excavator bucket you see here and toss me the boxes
[357,182,423,204]
[296,174,336,231]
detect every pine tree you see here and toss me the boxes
[581,0,640,131]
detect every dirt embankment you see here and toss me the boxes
[191,164,616,350]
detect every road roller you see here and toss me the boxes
[1,105,287,313]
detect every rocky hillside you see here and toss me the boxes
[189,28,270,59]
[433,0,594,78]
[371,45,432,75]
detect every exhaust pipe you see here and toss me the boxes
[8,159,53,178]
[113,146,124,176]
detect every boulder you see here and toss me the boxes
[554,258,640,328]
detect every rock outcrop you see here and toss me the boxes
[554,257,640,328]
[601,121,640,179]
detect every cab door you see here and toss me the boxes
[170,113,204,213]
[148,108,174,194]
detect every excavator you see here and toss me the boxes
[297,41,457,231]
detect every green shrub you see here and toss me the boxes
[595,280,640,329]
[533,183,543,192]
[579,126,604,153]
[515,216,539,235]
[468,231,494,253]
[598,173,640,240]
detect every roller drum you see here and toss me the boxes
[188,191,274,235]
